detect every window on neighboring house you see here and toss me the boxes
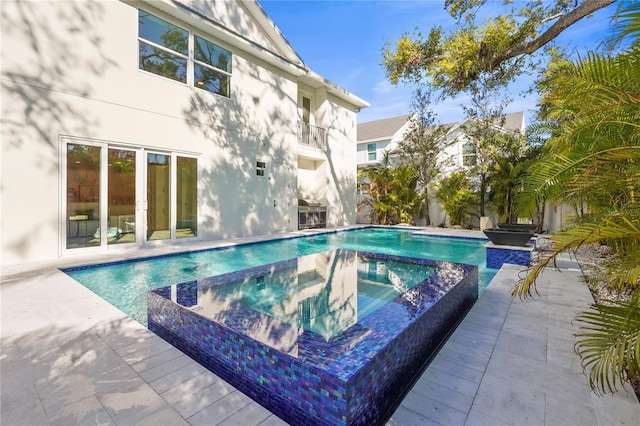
[357,182,370,195]
[138,10,232,97]
[462,143,477,166]
[256,161,266,177]
[367,143,376,161]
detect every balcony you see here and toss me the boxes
[297,121,326,150]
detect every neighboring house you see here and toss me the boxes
[356,114,412,167]
[0,0,369,266]
[356,112,526,225]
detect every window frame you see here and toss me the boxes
[256,160,267,178]
[367,143,377,162]
[138,9,233,98]
[462,142,477,167]
[59,136,200,256]
[193,35,232,97]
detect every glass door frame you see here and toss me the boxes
[60,137,199,256]
[144,150,172,242]
[143,150,200,243]
[60,137,107,255]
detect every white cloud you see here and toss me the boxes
[371,80,394,95]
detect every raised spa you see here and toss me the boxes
[148,249,477,425]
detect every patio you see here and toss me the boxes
[2,228,639,425]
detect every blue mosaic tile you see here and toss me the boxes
[148,249,478,425]
[486,245,533,268]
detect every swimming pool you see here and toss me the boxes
[63,228,496,326]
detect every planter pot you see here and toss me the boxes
[483,228,534,247]
[496,223,537,233]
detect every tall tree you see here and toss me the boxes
[488,133,530,224]
[458,74,516,217]
[398,86,451,225]
[382,0,616,95]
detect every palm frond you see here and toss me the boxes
[513,216,640,298]
[574,291,640,394]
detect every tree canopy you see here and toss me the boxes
[382,0,616,95]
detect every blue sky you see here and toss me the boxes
[258,0,619,126]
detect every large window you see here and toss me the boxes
[176,157,198,238]
[138,11,188,83]
[194,36,232,97]
[138,10,232,97]
[146,153,171,241]
[108,149,136,245]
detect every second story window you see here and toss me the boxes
[367,143,376,161]
[194,36,232,97]
[462,142,477,166]
[138,10,232,98]
[138,12,188,83]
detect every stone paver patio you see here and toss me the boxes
[2,227,639,425]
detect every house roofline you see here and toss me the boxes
[141,0,368,109]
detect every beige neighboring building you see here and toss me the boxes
[0,0,369,266]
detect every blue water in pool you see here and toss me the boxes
[64,228,496,325]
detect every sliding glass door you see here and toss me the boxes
[176,156,197,238]
[146,153,171,241]
[66,143,101,249]
[63,139,198,251]
[108,148,137,244]
[145,153,198,241]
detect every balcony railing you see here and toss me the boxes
[297,121,326,150]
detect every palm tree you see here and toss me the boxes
[515,2,640,394]
[391,163,423,224]
[359,151,422,225]
[435,171,476,227]
[488,133,530,224]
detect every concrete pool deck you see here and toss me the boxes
[2,227,639,425]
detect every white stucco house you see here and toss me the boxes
[0,0,369,267]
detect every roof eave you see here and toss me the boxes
[141,1,369,110]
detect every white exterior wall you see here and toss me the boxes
[296,88,358,227]
[356,140,393,165]
[321,95,358,226]
[0,0,361,265]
